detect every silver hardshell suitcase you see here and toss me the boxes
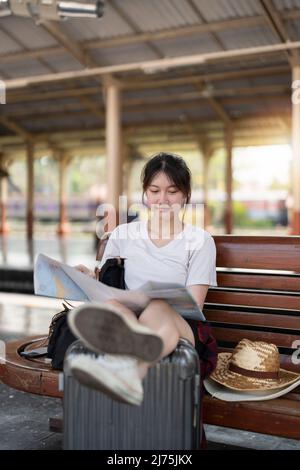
[63,339,201,450]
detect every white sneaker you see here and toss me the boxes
[70,353,143,406]
[68,303,163,362]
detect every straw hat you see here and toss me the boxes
[204,339,300,401]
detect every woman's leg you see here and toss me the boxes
[105,298,194,377]
[106,298,194,356]
[138,299,195,359]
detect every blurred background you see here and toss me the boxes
[1,0,299,272]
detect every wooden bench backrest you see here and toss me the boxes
[205,236,300,373]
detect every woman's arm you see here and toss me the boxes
[187,284,209,310]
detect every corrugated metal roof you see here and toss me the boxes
[192,0,262,22]
[189,56,286,74]
[216,25,279,49]
[223,99,290,118]
[1,59,52,78]
[42,54,84,73]
[182,106,217,120]
[274,0,300,10]
[124,88,174,100]
[112,0,202,32]
[286,19,300,40]
[0,17,58,50]
[129,108,182,122]
[123,111,151,125]
[0,0,298,145]
[153,33,221,57]
[90,43,158,66]
[212,78,254,89]
[251,74,290,86]
[22,114,102,132]
[63,6,133,41]
[0,29,22,54]
[5,97,87,115]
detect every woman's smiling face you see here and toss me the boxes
[145,171,186,216]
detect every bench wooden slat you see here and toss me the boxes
[206,289,300,310]
[217,272,300,291]
[203,395,300,439]
[284,391,300,401]
[204,308,300,329]
[214,235,300,271]
[242,396,300,415]
[211,327,300,352]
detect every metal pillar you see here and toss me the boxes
[26,141,34,239]
[291,63,300,234]
[105,79,122,228]
[0,154,9,234]
[57,152,71,236]
[224,126,233,234]
[202,150,212,230]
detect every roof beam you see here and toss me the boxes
[0,6,300,71]
[39,20,98,68]
[5,65,290,104]
[205,96,232,125]
[8,86,100,103]
[109,0,165,59]
[1,11,300,66]
[259,0,291,43]
[3,41,300,91]
[192,81,232,125]
[0,113,290,142]
[0,134,289,154]
[123,64,290,89]
[77,96,105,120]
[0,24,56,74]
[0,115,34,141]
[0,16,265,65]
[2,85,290,119]
[186,0,226,51]
[6,95,290,125]
[81,16,268,49]
[259,0,293,64]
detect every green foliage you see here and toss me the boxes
[208,200,224,227]
[233,201,274,228]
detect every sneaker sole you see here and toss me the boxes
[68,303,163,362]
[71,356,142,406]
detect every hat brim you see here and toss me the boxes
[210,352,300,391]
[204,377,300,402]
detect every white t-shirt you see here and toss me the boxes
[98,220,217,290]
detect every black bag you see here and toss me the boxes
[47,258,126,370]
[97,257,126,289]
[47,302,77,370]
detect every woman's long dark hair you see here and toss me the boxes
[141,152,192,206]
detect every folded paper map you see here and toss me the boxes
[34,253,206,321]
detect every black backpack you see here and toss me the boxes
[47,258,125,370]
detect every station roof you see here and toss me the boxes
[0,0,299,156]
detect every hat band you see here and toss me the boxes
[229,363,279,379]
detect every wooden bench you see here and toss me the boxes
[203,235,300,440]
[1,235,300,442]
[0,335,62,398]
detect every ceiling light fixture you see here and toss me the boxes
[0,0,104,20]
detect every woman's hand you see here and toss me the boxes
[74,264,96,279]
